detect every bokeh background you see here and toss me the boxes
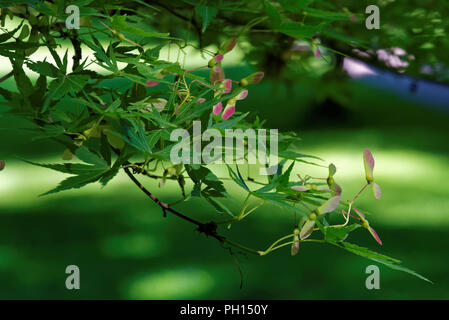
[1,20,449,299]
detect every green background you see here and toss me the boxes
[1,52,449,299]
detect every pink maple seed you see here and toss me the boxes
[369,227,383,245]
[317,194,341,214]
[251,72,265,84]
[212,102,223,115]
[220,38,237,54]
[372,182,382,199]
[353,207,366,219]
[315,47,321,59]
[237,89,248,100]
[300,219,316,240]
[241,72,265,86]
[145,80,160,87]
[291,234,300,256]
[226,38,237,52]
[197,98,206,103]
[221,104,235,120]
[214,54,224,63]
[363,148,375,182]
[333,183,342,196]
[222,79,232,93]
[210,65,225,84]
[291,186,309,192]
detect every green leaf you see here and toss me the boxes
[12,60,33,98]
[195,6,218,33]
[331,241,432,283]
[324,224,360,242]
[186,165,226,197]
[26,146,112,195]
[76,146,108,167]
[0,20,24,43]
[26,60,60,78]
[264,1,281,29]
[204,196,234,216]
[279,22,326,39]
[227,165,249,191]
[124,119,152,154]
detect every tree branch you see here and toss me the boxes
[0,71,13,83]
[69,30,82,72]
[123,166,263,255]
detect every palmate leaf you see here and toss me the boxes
[227,165,249,191]
[25,146,122,196]
[195,5,218,32]
[330,241,432,283]
[264,0,281,29]
[279,22,327,39]
[26,60,60,78]
[186,165,226,197]
[324,224,360,243]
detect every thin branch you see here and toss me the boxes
[0,71,14,83]
[69,30,82,71]
[123,166,263,256]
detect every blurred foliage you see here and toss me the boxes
[1,0,448,296]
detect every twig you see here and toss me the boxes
[0,71,13,83]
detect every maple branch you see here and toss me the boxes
[123,166,262,255]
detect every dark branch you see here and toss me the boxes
[69,30,82,71]
[123,167,228,244]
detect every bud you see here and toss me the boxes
[0,160,5,171]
